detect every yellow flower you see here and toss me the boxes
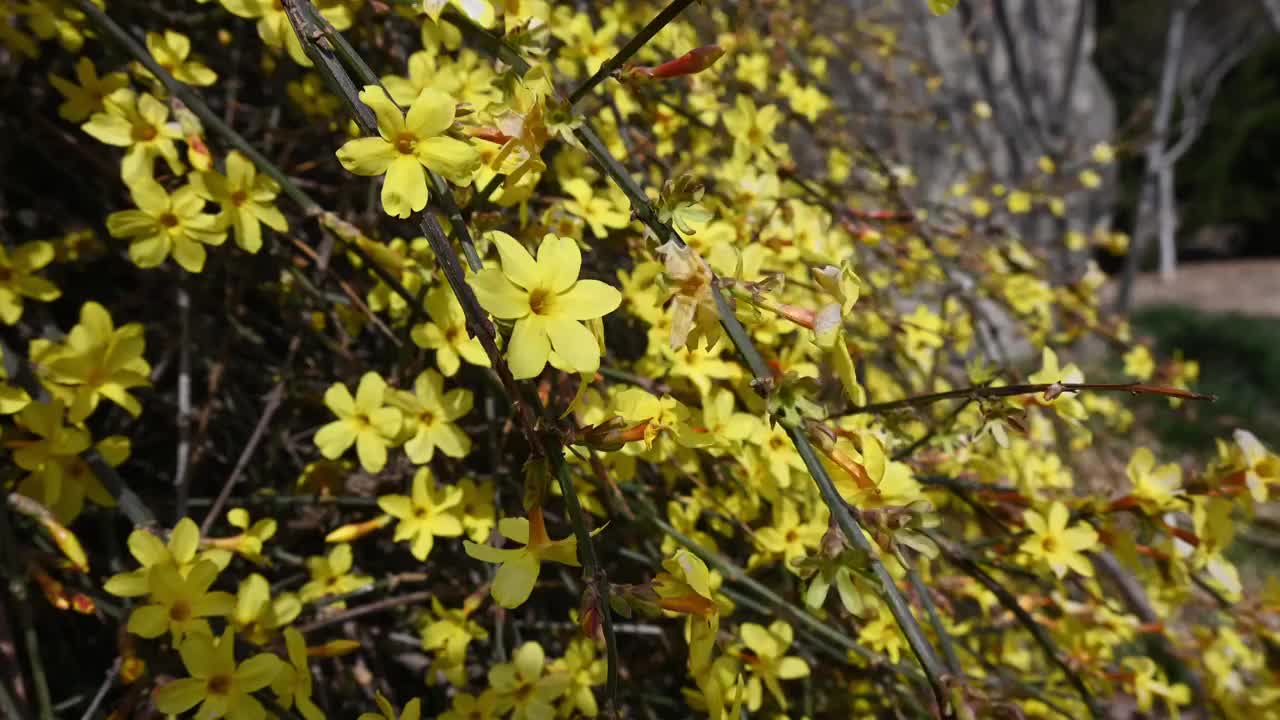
[1019,501,1098,579]
[419,595,487,686]
[82,88,184,183]
[336,86,481,218]
[271,628,324,720]
[313,371,403,473]
[48,56,128,122]
[463,507,580,608]
[359,692,421,720]
[561,178,631,239]
[39,301,151,423]
[154,628,286,720]
[143,30,216,86]
[106,178,227,273]
[219,0,355,67]
[723,96,782,160]
[299,543,371,602]
[1123,345,1155,381]
[231,573,300,644]
[1127,447,1184,513]
[191,150,288,253]
[754,500,825,566]
[736,620,809,711]
[125,559,235,640]
[440,691,498,720]
[422,0,495,27]
[488,642,570,720]
[1233,429,1279,502]
[1028,347,1088,421]
[550,637,605,718]
[0,240,59,325]
[457,476,496,542]
[379,468,464,560]
[104,517,226,596]
[469,232,621,379]
[411,286,490,377]
[381,50,463,106]
[389,369,472,463]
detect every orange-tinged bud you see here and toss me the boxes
[71,592,96,615]
[325,514,392,543]
[624,46,725,81]
[119,656,146,684]
[466,126,514,144]
[31,566,70,610]
[658,593,718,618]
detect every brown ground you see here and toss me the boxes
[1108,259,1280,316]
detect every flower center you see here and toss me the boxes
[528,288,553,316]
[168,598,192,622]
[206,674,232,696]
[133,124,158,142]
[229,189,248,206]
[395,132,417,155]
[1040,536,1058,554]
[418,410,436,426]
[159,213,180,228]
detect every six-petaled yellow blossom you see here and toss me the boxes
[106,178,227,273]
[314,371,403,473]
[469,232,621,379]
[1019,501,1098,579]
[379,467,464,561]
[336,86,481,218]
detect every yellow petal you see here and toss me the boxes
[358,85,405,141]
[405,88,456,138]
[507,316,550,380]
[381,155,428,218]
[488,231,540,290]
[492,554,540,608]
[468,268,529,319]
[555,280,621,320]
[336,137,397,176]
[536,234,580,294]
[543,317,599,375]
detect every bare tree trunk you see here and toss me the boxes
[1157,163,1177,282]
[1115,0,1192,311]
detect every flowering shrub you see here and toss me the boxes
[0,1,1275,719]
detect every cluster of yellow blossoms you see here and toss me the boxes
[1,1,1277,719]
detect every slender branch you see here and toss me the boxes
[634,495,904,672]
[934,535,1102,718]
[199,379,288,535]
[278,4,624,713]
[445,11,954,710]
[174,284,192,519]
[0,498,52,720]
[297,590,433,633]
[846,381,1215,416]
[897,548,964,681]
[566,0,698,106]
[76,0,427,330]
[0,336,156,528]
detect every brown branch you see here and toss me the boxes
[846,382,1215,416]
